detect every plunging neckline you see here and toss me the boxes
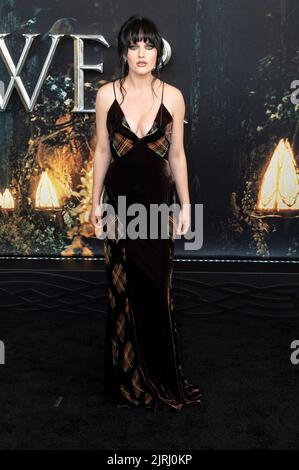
[114,98,163,140]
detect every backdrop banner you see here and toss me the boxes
[0,0,298,261]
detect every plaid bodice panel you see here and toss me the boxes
[106,98,173,160]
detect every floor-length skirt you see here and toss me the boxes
[103,230,202,412]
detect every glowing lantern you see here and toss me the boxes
[256,138,299,214]
[35,170,60,209]
[1,188,15,209]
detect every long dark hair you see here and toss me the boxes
[116,15,165,105]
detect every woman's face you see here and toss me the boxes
[124,39,157,74]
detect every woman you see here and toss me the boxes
[91,15,202,412]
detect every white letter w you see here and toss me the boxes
[0,33,63,112]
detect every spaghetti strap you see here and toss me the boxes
[113,80,116,100]
[159,81,164,127]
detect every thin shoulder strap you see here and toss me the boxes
[159,81,164,127]
[113,80,116,100]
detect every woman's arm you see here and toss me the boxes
[168,88,191,235]
[90,84,112,226]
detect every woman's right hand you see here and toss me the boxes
[90,203,103,227]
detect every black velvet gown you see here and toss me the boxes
[102,79,202,412]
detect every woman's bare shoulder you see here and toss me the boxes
[164,82,184,101]
[163,81,185,117]
[96,81,115,110]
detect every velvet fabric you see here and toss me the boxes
[102,79,202,412]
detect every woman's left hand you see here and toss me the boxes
[175,204,191,236]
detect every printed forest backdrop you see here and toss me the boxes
[0,0,299,260]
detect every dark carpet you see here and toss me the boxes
[0,307,299,450]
